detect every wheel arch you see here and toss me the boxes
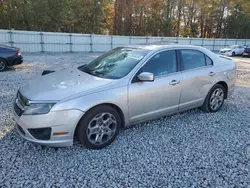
[215,81,228,99]
[74,103,126,136]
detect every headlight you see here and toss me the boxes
[23,103,55,115]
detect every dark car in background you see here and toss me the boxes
[243,45,250,57]
[0,44,23,71]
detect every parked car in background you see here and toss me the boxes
[219,45,245,56]
[0,44,23,71]
[13,43,236,149]
[243,46,250,57]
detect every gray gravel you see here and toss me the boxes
[1,53,250,187]
[234,57,250,86]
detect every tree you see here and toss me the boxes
[1,0,250,38]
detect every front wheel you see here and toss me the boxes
[76,105,121,149]
[200,84,225,113]
[232,52,235,56]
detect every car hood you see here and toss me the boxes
[19,68,113,101]
[220,48,232,52]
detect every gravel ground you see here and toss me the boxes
[233,56,250,86]
[1,53,250,187]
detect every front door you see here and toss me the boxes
[128,50,182,123]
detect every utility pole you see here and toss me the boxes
[93,0,101,34]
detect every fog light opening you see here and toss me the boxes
[28,127,51,140]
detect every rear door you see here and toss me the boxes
[178,49,216,110]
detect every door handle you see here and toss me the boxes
[208,72,216,76]
[169,80,180,86]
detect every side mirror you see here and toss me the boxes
[137,72,155,82]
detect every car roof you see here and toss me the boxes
[122,42,218,62]
[123,43,208,52]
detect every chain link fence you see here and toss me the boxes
[1,29,250,52]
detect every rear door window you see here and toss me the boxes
[180,50,206,70]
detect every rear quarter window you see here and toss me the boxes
[205,55,213,66]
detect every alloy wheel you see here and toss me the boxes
[0,60,6,71]
[209,88,224,111]
[87,112,117,145]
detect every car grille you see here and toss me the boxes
[17,91,29,106]
[244,49,250,53]
[14,102,23,116]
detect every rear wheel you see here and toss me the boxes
[200,84,225,113]
[76,105,121,149]
[0,59,7,72]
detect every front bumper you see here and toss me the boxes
[219,52,232,56]
[13,106,84,147]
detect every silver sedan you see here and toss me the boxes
[13,44,236,149]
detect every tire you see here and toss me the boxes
[232,52,235,56]
[76,105,121,149]
[0,59,7,72]
[200,84,226,113]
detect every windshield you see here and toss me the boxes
[78,47,149,79]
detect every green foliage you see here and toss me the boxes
[225,2,250,38]
[0,0,114,33]
[0,0,250,38]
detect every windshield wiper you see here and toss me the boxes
[80,66,105,78]
[83,69,95,75]
[92,70,105,77]
[79,66,95,75]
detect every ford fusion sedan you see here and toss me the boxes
[0,44,23,71]
[219,45,245,56]
[13,44,236,149]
